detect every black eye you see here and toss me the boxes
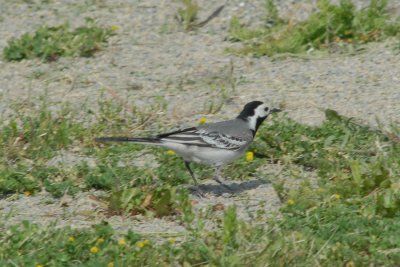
[264,107,269,112]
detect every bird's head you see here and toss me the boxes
[237,101,281,134]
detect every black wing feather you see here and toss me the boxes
[156,127,197,138]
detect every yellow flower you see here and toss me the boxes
[118,238,126,246]
[136,240,150,248]
[136,239,150,248]
[90,246,99,253]
[24,191,31,196]
[198,117,207,125]
[287,199,295,205]
[246,151,254,161]
[96,238,104,244]
[107,262,114,267]
[111,25,119,31]
[68,236,75,242]
[333,194,341,200]
[167,150,176,155]
[137,241,145,248]
[169,238,176,244]
[36,264,43,267]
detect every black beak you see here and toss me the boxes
[271,108,282,113]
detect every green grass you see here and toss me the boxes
[228,0,400,57]
[1,203,400,266]
[176,0,200,31]
[1,97,400,265]
[3,18,114,61]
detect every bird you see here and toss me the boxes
[95,101,281,189]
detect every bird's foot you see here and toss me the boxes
[188,185,205,198]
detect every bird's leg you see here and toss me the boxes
[184,161,204,197]
[213,166,233,191]
[184,161,198,186]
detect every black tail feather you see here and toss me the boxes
[94,136,161,144]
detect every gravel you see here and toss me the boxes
[0,180,280,236]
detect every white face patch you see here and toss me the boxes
[247,103,270,131]
[254,103,269,117]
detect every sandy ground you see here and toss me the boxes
[0,0,399,234]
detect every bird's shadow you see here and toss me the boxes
[189,179,270,196]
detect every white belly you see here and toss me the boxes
[163,143,246,166]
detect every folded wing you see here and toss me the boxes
[157,127,246,150]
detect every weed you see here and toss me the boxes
[222,206,238,250]
[176,0,200,31]
[228,0,400,57]
[228,16,267,43]
[3,18,113,61]
[1,95,400,265]
[257,109,400,217]
[106,185,192,217]
[176,1,225,31]
[264,0,282,23]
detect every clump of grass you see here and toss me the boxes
[176,1,225,31]
[106,185,193,218]
[2,199,400,266]
[229,0,400,57]
[256,109,400,217]
[1,95,400,265]
[3,18,114,61]
[255,204,400,266]
[176,0,200,31]
[0,97,141,196]
[228,16,267,43]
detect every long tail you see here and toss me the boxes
[94,136,162,145]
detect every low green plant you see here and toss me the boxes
[0,95,167,196]
[229,0,400,57]
[256,109,400,217]
[3,196,398,266]
[106,185,192,218]
[254,204,400,266]
[176,0,200,31]
[264,0,283,23]
[228,16,267,43]
[1,95,400,265]
[3,18,114,61]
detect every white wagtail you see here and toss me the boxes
[95,101,281,187]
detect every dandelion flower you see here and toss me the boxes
[68,236,75,242]
[333,194,341,200]
[111,25,119,31]
[107,262,114,267]
[136,240,149,248]
[198,117,207,125]
[118,238,126,246]
[167,150,176,155]
[246,151,254,161]
[169,238,176,244]
[96,238,104,244]
[36,264,43,267]
[287,199,295,205]
[90,246,99,254]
